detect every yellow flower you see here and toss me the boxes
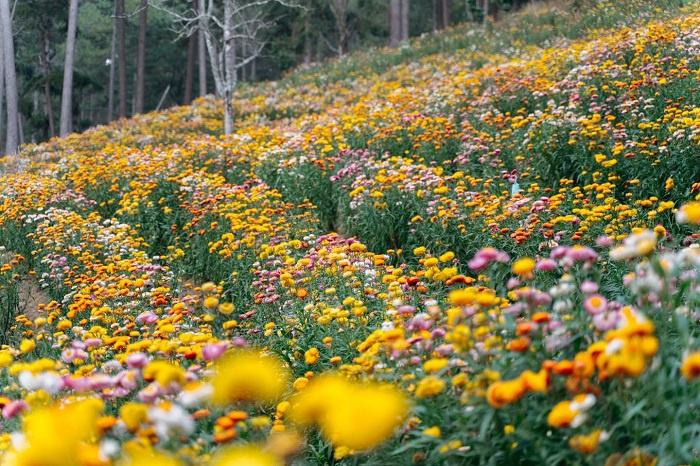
[677,201,700,224]
[143,360,186,388]
[120,402,148,431]
[424,257,439,267]
[320,383,409,450]
[293,377,309,391]
[569,429,609,454]
[665,177,674,191]
[304,348,320,365]
[290,374,409,451]
[511,258,535,276]
[333,445,353,460]
[211,350,290,405]
[203,296,220,309]
[448,288,476,306]
[415,376,446,398]
[422,358,448,373]
[413,246,427,255]
[422,426,441,438]
[0,351,13,367]
[201,282,217,293]
[118,449,183,466]
[13,398,104,466]
[209,444,282,466]
[439,251,455,262]
[20,339,36,353]
[218,302,235,315]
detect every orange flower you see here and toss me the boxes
[506,336,531,352]
[486,379,526,408]
[681,352,700,380]
[569,429,609,454]
[520,369,549,393]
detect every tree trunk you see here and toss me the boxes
[116,0,127,118]
[389,0,400,45]
[432,0,437,32]
[222,0,236,135]
[134,0,147,114]
[60,0,79,137]
[108,2,116,122]
[400,0,409,41]
[41,31,55,138]
[465,0,474,22]
[442,0,450,28]
[240,38,246,82]
[303,1,312,65]
[482,0,488,25]
[331,0,347,57]
[0,0,19,154]
[0,30,4,151]
[198,0,207,96]
[184,30,195,104]
[17,111,24,146]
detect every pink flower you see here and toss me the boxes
[89,374,115,390]
[468,256,489,271]
[136,311,159,324]
[61,348,89,364]
[583,294,608,315]
[435,344,454,356]
[201,343,227,362]
[593,312,618,331]
[468,247,509,270]
[580,281,599,294]
[567,246,598,261]
[116,370,140,390]
[127,352,149,369]
[231,337,247,347]
[536,258,557,271]
[63,375,92,391]
[2,400,28,419]
[550,246,569,260]
[138,382,161,403]
[84,338,102,348]
[596,235,613,247]
[504,302,526,315]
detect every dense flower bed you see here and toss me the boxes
[1,1,700,464]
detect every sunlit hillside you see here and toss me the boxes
[1,0,700,464]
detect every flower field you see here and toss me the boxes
[3,0,700,464]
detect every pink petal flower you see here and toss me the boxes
[201,343,227,362]
[2,401,28,419]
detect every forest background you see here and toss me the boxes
[0,0,529,151]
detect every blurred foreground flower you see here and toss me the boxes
[290,374,410,452]
[211,350,290,405]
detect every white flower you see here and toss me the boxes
[605,339,625,355]
[178,383,214,408]
[570,393,596,412]
[381,321,395,331]
[148,403,195,441]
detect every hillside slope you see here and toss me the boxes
[1,1,700,464]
